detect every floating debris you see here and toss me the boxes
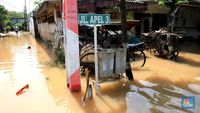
[27,46,31,49]
[16,84,29,96]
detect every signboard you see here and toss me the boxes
[78,14,110,25]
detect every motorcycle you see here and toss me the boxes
[143,30,181,61]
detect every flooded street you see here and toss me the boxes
[0,32,200,113]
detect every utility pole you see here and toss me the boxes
[24,0,28,31]
[120,0,133,80]
[120,0,127,44]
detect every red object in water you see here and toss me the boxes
[16,84,29,96]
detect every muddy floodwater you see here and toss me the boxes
[0,32,200,113]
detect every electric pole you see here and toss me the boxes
[24,0,28,31]
[120,0,127,44]
[120,0,133,80]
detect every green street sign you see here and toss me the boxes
[78,13,110,25]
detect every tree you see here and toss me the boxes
[7,11,24,19]
[5,11,24,30]
[0,5,8,32]
[34,0,43,11]
[155,0,189,32]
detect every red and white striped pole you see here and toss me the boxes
[62,0,81,92]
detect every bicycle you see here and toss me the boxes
[128,42,146,68]
[147,33,180,61]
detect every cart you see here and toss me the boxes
[78,14,132,101]
[81,47,127,101]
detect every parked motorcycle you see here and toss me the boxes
[142,30,181,61]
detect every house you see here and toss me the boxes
[134,0,169,33]
[35,0,62,44]
[134,0,200,40]
[35,0,147,43]
[34,0,200,42]
[173,1,200,40]
[10,18,25,25]
[78,0,148,35]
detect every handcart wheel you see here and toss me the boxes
[83,68,93,101]
[87,84,93,99]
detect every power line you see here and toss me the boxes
[24,0,28,31]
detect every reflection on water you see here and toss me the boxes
[0,33,200,113]
[126,79,200,113]
[138,80,157,87]
[194,76,200,81]
[188,84,200,93]
[0,34,65,113]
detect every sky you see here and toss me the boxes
[0,0,37,12]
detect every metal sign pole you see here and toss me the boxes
[94,25,99,93]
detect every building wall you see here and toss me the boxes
[174,6,200,39]
[38,22,56,42]
[29,17,35,36]
[11,18,25,25]
[174,7,200,28]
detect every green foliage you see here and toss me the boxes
[6,25,11,30]
[177,0,189,4]
[54,47,65,64]
[0,5,8,25]
[5,11,24,30]
[7,11,24,19]
[155,0,189,7]
[6,20,12,26]
[34,0,43,11]
[14,23,26,30]
[0,5,25,31]
[15,23,22,28]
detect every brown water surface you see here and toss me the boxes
[0,32,199,113]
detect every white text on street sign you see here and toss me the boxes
[78,13,110,25]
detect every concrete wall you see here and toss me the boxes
[174,6,200,39]
[38,22,56,42]
[29,17,35,36]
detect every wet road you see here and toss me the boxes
[0,32,199,113]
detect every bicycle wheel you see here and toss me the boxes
[80,53,95,76]
[130,50,146,67]
[80,52,95,63]
[86,84,93,99]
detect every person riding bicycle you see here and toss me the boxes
[14,26,19,35]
